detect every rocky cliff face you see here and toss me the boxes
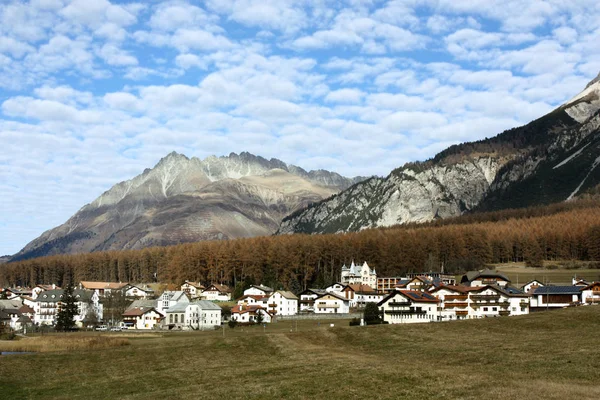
[278,74,600,235]
[13,152,361,261]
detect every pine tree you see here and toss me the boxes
[363,302,381,325]
[55,284,79,331]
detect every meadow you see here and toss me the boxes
[490,261,600,285]
[1,307,600,399]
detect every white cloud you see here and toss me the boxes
[324,88,364,104]
[98,43,138,66]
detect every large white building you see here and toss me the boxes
[313,293,350,314]
[341,261,377,289]
[266,291,298,316]
[33,289,103,327]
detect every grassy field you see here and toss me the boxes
[488,262,600,285]
[2,308,600,400]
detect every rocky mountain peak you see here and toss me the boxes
[585,70,600,89]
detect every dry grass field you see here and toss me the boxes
[488,262,600,285]
[1,308,600,400]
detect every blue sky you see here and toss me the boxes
[1,0,599,255]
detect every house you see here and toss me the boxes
[5,287,33,300]
[32,284,58,299]
[341,261,377,289]
[406,271,456,285]
[266,291,298,316]
[530,286,582,310]
[467,285,531,318]
[80,281,129,297]
[243,284,274,296]
[201,284,232,301]
[324,283,347,297]
[521,279,545,294]
[185,301,222,330]
[156,291,190,314]
[122,307,164,330]
[580,282,600,305]
[33,289,103,327]
[298,289,326,312]
[377,277,409,293]
[180,281,205,298]
[429,285,472,321]
[125,284,154,299]
[378,290,439,324]
[572,277,590,286]
[461,269,511,287]
[341,284,383,308]
[313,293,350,314]
[164,303,188,329]
[394,276,435,292]
[231,304,273,323]
[237,294,269,307]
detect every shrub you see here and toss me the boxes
[228,319,238,329]
[349,318,361,326]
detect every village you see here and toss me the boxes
[2,261,600,334]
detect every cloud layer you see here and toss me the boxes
[1,0,600,254]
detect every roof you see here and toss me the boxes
[238,294,269,301]
[378,290,439,306]
[206,284,231,293]
[533,286,582,295]
[128,284,154,293]
[341,261,376,276]
[581,282,600,291]
[463,269,510,283]
[346,284,375,293]
[315,292,347,302]
[128,299,157,310]
[429,284,471,294]
[182,281,205,289]
[250,284,274,293]
[165,303,188,313]
[299,288,326,296]
[18,305,35,314]
[162,291,189,303]
[80,281,129,290]
[122,307,162,317]
[36,289,95,303]
[0,299,23,309]
[275,290,298,300]
[231,304,270,315]
[191,300,222,311]
[520,279,544,289]
[0,310,11,320]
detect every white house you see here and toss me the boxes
[180,281,205,298]
[266,291,298,316]
[185,300,222,329]
[32,284,58,299]
[201,284,232,301]
[341,284,383,308]
[579,282,600,305]
[429,285,471,321]
[243,285,274,297]
[324,283,347,297]
[341,261,377,289]
[530,286,582,310]
[157,291,190,314]
[122,307,164,330]
[298,289,326,312]
[33,289,103,327]
[231,305,273,323]
[521,280,544,294]
[394,276,434,292]
[378,290,439,324]
[125,284,154,299]
[313,293,350,314]
[237,295,269,307]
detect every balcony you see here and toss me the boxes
[499,310,511,316]
[444,302,468,309]
[592,291,600,295]
[318,304,340,309]
[586,298,600,304]
[470,295,501,301]
[385,309,425,315]
[388,301,411,307]
[445,295,468,301]
[268,303,277,308]
[455,310,469,316]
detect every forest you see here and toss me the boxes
[2,199,600,291]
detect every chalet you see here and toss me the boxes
[266,291,298,316]
[125,284,154,299]
[341,261,377,289]
[461,269,511,287]
[521,280,544,294]
[298,288,326,312]
[181,281,205,298]
[243,285,274,296]
[378,290,439,324]
[530,286,582,310]
[201,284,232,301]
[33,289,103,327]
[313,293,350,314]
[122,307,164,330]
[80,281,129,297]
[580,282,600,305]
[341,284,383,308]
[231,304,273,323]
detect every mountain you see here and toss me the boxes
[277,72,600,235]
[12,152,364,261]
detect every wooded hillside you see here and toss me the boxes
[2,199,600,290]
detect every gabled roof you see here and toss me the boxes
[299,288,326,296]
[581,282,600,291]
[182,281,205,289]
[191,300,222,311]
[532,286,582,295]
[341,261,376,275]
[36,289,95,303]
[315,292,348,302]
[232,304,271,315]
[18,305,35,314]
[346,284,375,293]
[122,307,163,317]
[205,284,231,293]
[429,284,471,294]
[128,299,157,310]
[165,303,188,313]
[80,281,129,290]
[238,294,269,302]
[274,290,298,300]
[463,269,510,283]
[378,290,439,306]
[249,284,274,293]
[520,279,544,289]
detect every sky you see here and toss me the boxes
[1,0,600,256]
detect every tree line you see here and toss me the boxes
[3,200,600,291]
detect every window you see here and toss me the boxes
[483,307,488,311]
[492,307,497,311]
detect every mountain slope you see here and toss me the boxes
[278,73,600,235]
[13,153,362,261]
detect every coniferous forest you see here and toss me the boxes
[2,199,600,290]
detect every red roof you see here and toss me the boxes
[232,304,270,315]
[122,307,163,317]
